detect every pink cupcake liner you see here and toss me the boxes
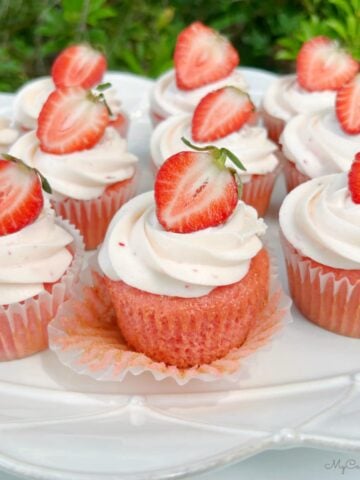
[283,158,311,193]
[51,170,138,251]
[281,233,360,338]
[48,246,292,385]
[261,109,286,145]
[0,219,85,361]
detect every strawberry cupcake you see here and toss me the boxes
[13,44,129,138]
[262,36,359,143]
[281,74,360,192]
[151,87,280,216]
[280,159,360,337]
[0,156,84,361]
[149,22,248,125]
[9,86,138,250]
[98,144,270,368]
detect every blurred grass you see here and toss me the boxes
[0,0,358,92]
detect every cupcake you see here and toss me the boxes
[280,160,360,337]
[262,36,359,143]
[0,156,84,360]
[151,86,280,216]
[9,86,138,250]
[98,144,269,368]
[281,74,360,192]
[149,22,247,125]
[13,44,129,138]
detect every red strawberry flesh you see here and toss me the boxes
[155,151,238,233]
[52,44,107,89]
[174,22,239,90]
[348,152,360,204]
[336,74,360,134]
[192,87,254,142]
[0,159,44,236]
[296,36,359,92]
[37,87,109,154]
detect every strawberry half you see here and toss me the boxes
[192,87,254,142]
[348,153,360,204]
[52,44,107,89]
[336,74,360,134]
[37,87,110,154]
[174,22,239,90]
[0,155,51,236]
[296,36,359,92]
[155,139,245,233]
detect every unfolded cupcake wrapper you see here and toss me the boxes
[261,109,286,145]
[48,243,292,385]
[51,171,138,251]
[283,158,311,193]
[281,234,360,338]
[0,219,85,361]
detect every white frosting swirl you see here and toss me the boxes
[150,114,278,182]
[150,69,248,119]
[263,74,336,122]
[0,117,20,153]
[0,202,73,304]
[9,128,138,200]
[13,77,125,130]
[98,191,266,298]
[280,174,360,270]
[281,109,360,178]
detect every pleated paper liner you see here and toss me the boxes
[49,247,292,385]
[0,218,85,361]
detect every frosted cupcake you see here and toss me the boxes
[0,156,84,360]
[151,87,279,216]
[99,144,269,368]
[13,45,129,137]
[10,86,138,250]
[280,163,360,337]
[149,22,247,125]
[262,36,359,143]
[281,73,360,192]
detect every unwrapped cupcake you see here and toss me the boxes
[280,157,360,337]
[12,44,129,138]
[0,155,84,360]
[98,143,270,368]
[262,36,359,143]
[9,86,138,250]
[281,74,360,191]
[149,22,247,125]
[151,86,280,216]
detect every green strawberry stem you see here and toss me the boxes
[181,137,246,198]
[87,89,113,117]
[2,153,52,194]
[95,82,112,92]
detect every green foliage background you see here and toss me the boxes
[0,0,359,92]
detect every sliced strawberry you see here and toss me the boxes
[37,87,109,154]
[336,74,360,134]
[348,153,360,204]
[174,22,239,90]
[52,44,107,89]
[155,144,244,233]
[296,36,359,92]
[0,157,44,236]
[192,87,254,142]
